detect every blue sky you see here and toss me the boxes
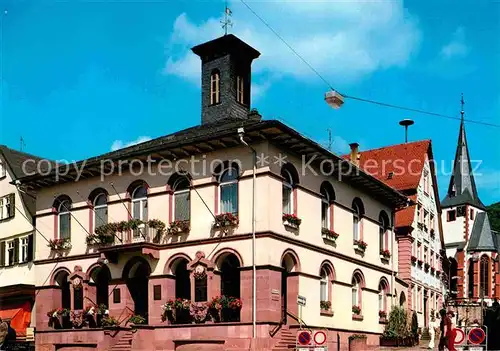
[0,0,499,204]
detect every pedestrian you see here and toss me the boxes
[438,309,447,351]
[429,313,437,349]
[446,310,457,351]
[0,317,8,350]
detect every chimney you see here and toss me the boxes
[191,34,261,125]
[349,142,360,166]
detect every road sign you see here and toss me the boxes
[314,331,327,345]
[297,295,306,306]
[468,327,486,345]
[297,330,312,346]
[454,328,465,345]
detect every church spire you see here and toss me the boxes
[441,94,485,209]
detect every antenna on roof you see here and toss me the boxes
[327,128,332,151]
[399,119,414,143]
[460,93,465,122]
[221,0,233,35]
[20,136,26,152]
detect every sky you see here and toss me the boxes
[0,0,499,205]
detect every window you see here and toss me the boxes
[210,70,220,105]
[320,182,335,230]
[468,260,474,298]
[74,285,83,310]
[423,210,429,231]
[132,185,148,240]
[236,76,244,104]
[470,209,474,220]
[417,287,422,312]
[20,237,28,263]
[0,194,14,220]
[457,205,466,217]
[430,214,435,232]
[447,210,456,222]
[7,240,14,266]
[58,199,72,240]
[282,169,294,215]
[351,272,364,310]
[219,166,238,214]
[352,199,364,242]
[412,240,417,256]
[0,159,5,178]
[480,256,489,298]
[320,268,328,302]
[417,242,422,260]
[417,203,422,223]
[379,211,389,252]
[412,286,416,310]
[378,280,388,313]
[93,193,108,231]
[195,274,207,302]
[430,250,434,268]
[173,176,190,221]
[424,247,428,264]
[423,170,429,195]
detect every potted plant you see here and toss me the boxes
[352,305,361,315]
[411,256,417,265]
[167,220,190,235]
[128,315,146,325]
[424,263,430,271]
[101,316,119,327]
[207,296,222,322]
[379,310,387,320]
[71,311,85,329]
[190,302,208,324]
[321,228,339,242]
[84,305,97,328]
[47,309,62,329]
[320,300,331,311]
[380,249,391,260]
[380,307,414,346]
[348,334,367,351]
[60,308,72,329]
[47,238,72,251]
[161,300,176,323]
[213,213,239,229]
[353,240,367,253]
[175,298,191,324]
[282,213,301,229]
[417,259,423,266]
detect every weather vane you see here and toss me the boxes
[221,0,233,35]
[460,93,465,121]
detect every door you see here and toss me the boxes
[424,297,428,327]
[281,271,287,324]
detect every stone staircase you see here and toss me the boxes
[109,330,135,351]
[272,327,296,351]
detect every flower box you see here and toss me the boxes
[321,228,339,242]
[282,213,301,229]
[320,300,331,310]
[417,259,423,266]
[380,250,391,260]
[213,213,239,229]
[379,310,387,318]
[411,256,417,265]
[424,263,430,271]
[352,305,361,315]
[86,232,115,246]
[353,240,367,253]
[48,238,72,251]
[167,220,190,235]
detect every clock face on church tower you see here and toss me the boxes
[195,265,205,274]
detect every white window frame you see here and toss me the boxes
[132,186,148,241]
[219,167,239,214]
[282,169,293,215]
[58,200,71,240]
[7,240,14,266]
[378,285,384,312]
[321,189,330,229]
[353,203,361,241]
[20,236,28,263]
[93,193,108,232]
[320,268,328,302]
[236,76,244,104]
[352,278,360,307]
[210,71,220,105]
[173,177,190,221]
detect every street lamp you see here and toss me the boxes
[325,90,344,109]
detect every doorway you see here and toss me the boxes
[281,252,299,324]
[123,257,151,322]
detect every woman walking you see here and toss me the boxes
[429,313,438,349]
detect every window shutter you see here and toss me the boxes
[27,234,34,262]
[8,193,15,217]
[0,241,5,266]
[68,215,72,240]
[13,238,19,264]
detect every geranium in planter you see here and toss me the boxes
[417,259,423,266]
[128,315,146,325]
[213,213,239,229]
[379,310,387,319]
[320,300,331,311]
[190,302,208,323]
[101,316,119,327]
[353,240,367,252]
[380,249,391,259]
[71,311,85,329]
[424,263,430,271]
[411,256,417,265]
[48,238,72,251]
[47,309,62,329]
[321,228,339,242]
[174,298,192,324]
[161,300,176,322]
[352,305,361,315]
[167,220,190,235]
[207,296,222,322]
[282,213,301,228]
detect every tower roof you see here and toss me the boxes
[467,212,498,252]
[191,34,260,62]
[441,119,485,209]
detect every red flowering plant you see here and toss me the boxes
[207,296,223,310]
[282,213,302,227]
[213,213,239,229]
[417,259,424,266]
[47,238,72,251]
[424,263,430,271]
[167,220,190,235]
[321,228,339,240]
[379,310,387,319]
[174,298,191,310]
[352,305,361,315]
[161,300,176,322]
[354,240,368,251]
[411,256,417,264]
[228,297,243,310]
[189,302,209,323]
[380,249,391,259]
[320,301,332,310]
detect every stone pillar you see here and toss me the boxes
[287,274,299,317]
[255,268,281,322]
[35,287,61,331]
[86,284,97,307]
[165,275,175,300]
[209,271,221,301]
[240,269,252,323]
[149,276,167,325]
[457,250,465,299]
[108,281,133,318]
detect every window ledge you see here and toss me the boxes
[353,247,365,255]
[283,221,299,230]
[352,314,363,321]
[320,310,334,317]
[380,256,390,263]
[379,318,388,324]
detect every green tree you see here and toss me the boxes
[487,202,500,232]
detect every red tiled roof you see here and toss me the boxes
[343,140,431,191]
[344,140,431,228]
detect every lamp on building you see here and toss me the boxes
[324,90,344,109]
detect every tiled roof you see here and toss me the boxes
[467,212,498,252]
[395,195,416,228]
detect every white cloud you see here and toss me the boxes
[111,136,152,151]
[440,27,469,59]
[164,1,420,86]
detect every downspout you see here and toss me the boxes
[238,128,257,341]
[391,210,395,307]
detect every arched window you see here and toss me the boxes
[57,198,72,240]
[131,185,148,241]
[320,268,328,302]
[281,165,299,215]
[378,279,389,314]
[195,271,208,302]
[219,165,239,214]
[379,211,390,252]
[93,193,108,230]
[173,258,191,300]
[480,255,489,298]
[172,176,190,222]
[468,259,474,298]
[320,182,335,230]
[54,271,71,309]
[399,291,406,306]
[352,198,364,242]
[351,271,364,310]
[210,69,220,105]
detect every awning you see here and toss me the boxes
[0,301,31,337]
